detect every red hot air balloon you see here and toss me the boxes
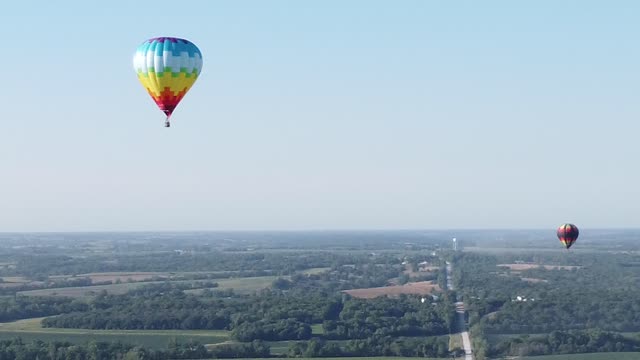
[557,223,579,249]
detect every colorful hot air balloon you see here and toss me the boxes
[557,223,579,249]
[133,37,203,127]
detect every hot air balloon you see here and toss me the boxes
[557,223,579,249]
[133,37,203,127]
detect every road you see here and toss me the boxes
[446,261,473,360]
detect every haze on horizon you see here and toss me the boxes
[1,1,639,232]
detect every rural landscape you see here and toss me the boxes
[0,230,636,359]
[2,0,639,359]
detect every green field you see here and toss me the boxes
[0,318,230,349]
[215,276,278,293]
[17,281,159,297]
[448,333,462,351]
[311,323,324,335]
[18,275,278,298]
[186,276,279,295]
[301,267,331,275]
[520,352,640,359]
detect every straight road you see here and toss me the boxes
[446,261,473,360]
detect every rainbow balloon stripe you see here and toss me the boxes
[133,37,203,121]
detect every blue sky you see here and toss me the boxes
[0,1,639,231]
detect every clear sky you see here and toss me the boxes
[0,1,639,231]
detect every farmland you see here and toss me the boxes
[0,318,230,349]
[49,272,168,283]
[0,230,637,359]
[18,275,278,298]
[342,281,441,299]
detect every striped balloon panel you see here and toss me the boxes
[133,37,203,115]
[557,223,579,249]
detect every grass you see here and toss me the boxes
[311,323,324,335]
[449,333,463,351]
[301,267,331,275]
[215,276,278,293]
[266,340,296,355]
[342,281,440,299]
[0,317,230,349]
[519,353,640,359]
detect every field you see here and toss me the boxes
[448,333,462,351]
[342,281,441,299]
[18,275,278,298]
[50,272,168,283]
[403,263,439,278]
[0,318,230,349]
[311,324,324,335]
[497,264,582,271]
[186,276,279,294]
[0,276,44,289]
[519,352,640,359]
[301,267,331,275]
[521,277,548,283]
[17,282,149,297]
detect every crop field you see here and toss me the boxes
[311,323,324,335]
[301,267,331,275]
[448,333,462,351]
[0,318,230,349]
[1,276,30,283]
[0,276,44,289]
[520,277,549,283]
[343,281,440,299]
[186,276,279,295]
[215,276,278,292]
[17,281,152,297]
[18,275,279,298]
[49,272,168,283]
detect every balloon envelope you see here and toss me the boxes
[557,223,579,249]
[133,37,203,126]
